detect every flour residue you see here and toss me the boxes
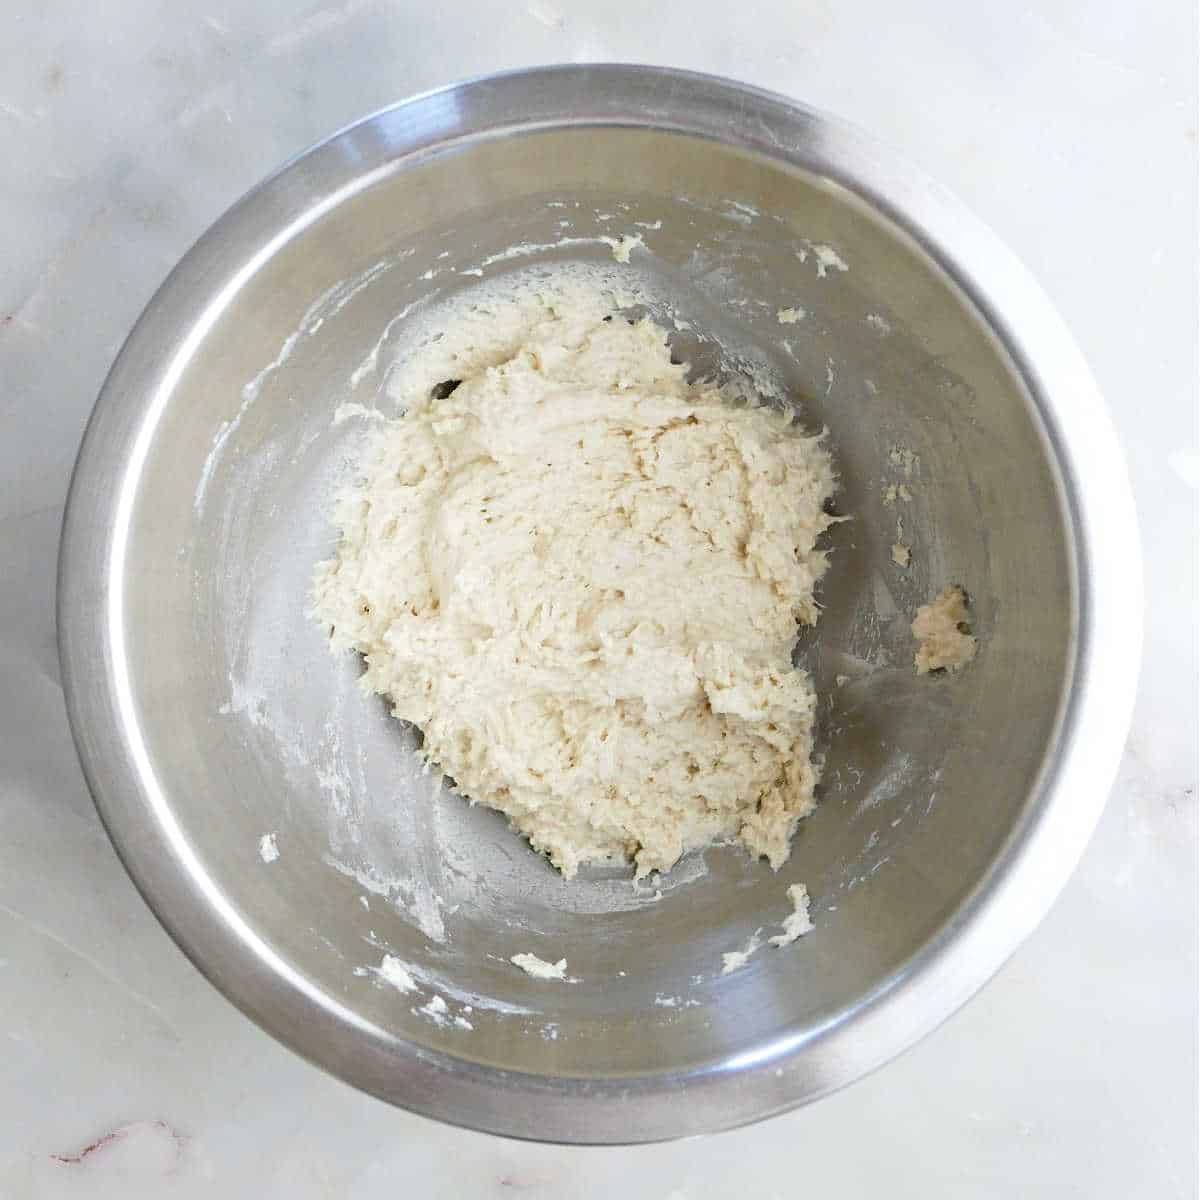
[194,252,407,517]
[359,937,537,1018]
[324,855,448,944]
[721,928,764,975]
[472,232,646,273]
[331,401,385,426]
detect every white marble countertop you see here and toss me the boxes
[1,2,1196,1196]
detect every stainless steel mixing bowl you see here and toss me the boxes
[58,65,1140,1142]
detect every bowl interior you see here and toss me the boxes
[106,123,1072,1081]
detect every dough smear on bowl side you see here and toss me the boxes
[313,275,838,880]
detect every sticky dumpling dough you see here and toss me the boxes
[313,278,837,879]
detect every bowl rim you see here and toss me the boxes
[57,63,1142,1144]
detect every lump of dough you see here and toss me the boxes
[313,281,837,879]
[912,585,977,674]
[768,883,814,947]
[721,929,764,975]
[511,953,568,980]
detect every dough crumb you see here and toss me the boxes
[806,242,849,277]
[258,832,279,863]
[512,952,569,980]
[769,883,814,947]
[313,276,837,881]
[776,306,805,324]
[891,542,911,568]
[415,993,464,1028]
[721,929,764,975]
[604,233,642,263]
[912,586,977,674]
[378,955,417,993]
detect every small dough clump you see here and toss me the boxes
[314,279,836,878]
[768,883,814,947]
[378,955,417,993]
[912,586,977,674]
[721,929,764,975]
[511,953,568,980]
